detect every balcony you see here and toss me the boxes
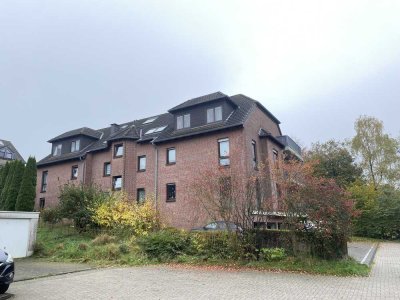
[276,135,302,160]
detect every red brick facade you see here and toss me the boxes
[36,106,285,229]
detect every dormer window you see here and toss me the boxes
[53,144,62,156]
[0,148,13,160]
[207,106,222,123]
[71,140,80,152]
[177,114,190,130]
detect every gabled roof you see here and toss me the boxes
[168,92,235,113]
[154,94,255,143]
[48,127,102,143]
[0,139,25,163]
[38,92,283,167]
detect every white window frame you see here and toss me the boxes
[177,114,190,129]
[71,140,80,152]
[53,144,62,156]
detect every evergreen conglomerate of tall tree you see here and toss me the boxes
[0,157,37,212]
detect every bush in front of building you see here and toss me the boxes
[58,183,107,231]
[92,192,161,236]
[40,207,61,224]
[137,228,191,261]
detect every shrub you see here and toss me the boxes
[259,248,286,262]
[92,192,161,236]
[58,183,107,231]
[78,243,89,251]
[119,243,130,254]
[92,234,116,246]
[137,229,190,261]
[33,241,45,256]
[40,207,61,224]
[190,232,243,260]
[96,243,120,260]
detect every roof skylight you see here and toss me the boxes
[144,126,167,135]
[143,117,158,124]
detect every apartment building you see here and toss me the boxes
[36,92,301,229]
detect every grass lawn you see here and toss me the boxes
[34,226,370,277]
[350,236,382,243]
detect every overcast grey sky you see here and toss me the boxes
[1,0,399,160]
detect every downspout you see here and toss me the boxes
[80,155,86,185]
[151,139,159,211]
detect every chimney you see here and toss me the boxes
[110,123,120,135]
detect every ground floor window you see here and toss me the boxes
[166,183,176,202]
[137,188,146,204]
[39,198,45,209]
[112,176,122,190]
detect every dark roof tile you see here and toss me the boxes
[48,127,102,142]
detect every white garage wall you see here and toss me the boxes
[0,211,39,258]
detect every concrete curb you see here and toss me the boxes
[361,243,379,266]
[14,267,94,282]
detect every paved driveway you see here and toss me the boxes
[8,242,400,299]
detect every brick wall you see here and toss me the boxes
[36,160,84,209]
[35,106,283,229]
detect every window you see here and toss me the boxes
[166,183,176,202]
[0,148,13,160]
[143,117,157,124]
[145,126,167,135]
[104,162,111,176]
[207,106,223,123]
[218,138,230,166]
[112,176,122,191]
[53,144,62,156]
[272,149,279,168]
[71,140,80,152]
[71,165,78,180]
[138,155,146,171]
[167,148,176,164]
[114,144,123,157]
[41,171,48,193]
[252,140,257,169]
[137,188,146,204]
[39,198,45,209]
[177,114,190,129]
